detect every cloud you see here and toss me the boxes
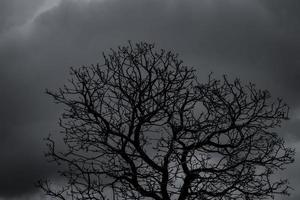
[37,0,300,110]
[0,0,48,34]
[282,141,300,200]
[0,0,299,198]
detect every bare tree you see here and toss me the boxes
[38,42,294,200]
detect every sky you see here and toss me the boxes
[0,0,300,199]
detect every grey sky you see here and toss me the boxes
[0,0,299,199]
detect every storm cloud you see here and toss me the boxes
[0,0,299,199]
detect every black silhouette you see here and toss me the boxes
[38,42,294,200]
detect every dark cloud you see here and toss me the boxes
[0,0,299,199]
[0,141,51,198]
[29,0,300,105]
[0,0,47,34]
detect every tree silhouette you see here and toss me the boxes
[38,42,294,200]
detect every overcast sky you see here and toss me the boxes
[0,0,300,199]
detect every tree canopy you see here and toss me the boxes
[39,42,294,200]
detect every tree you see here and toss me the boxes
[38,42,294,200]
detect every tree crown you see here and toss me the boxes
[39,42,295,200]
